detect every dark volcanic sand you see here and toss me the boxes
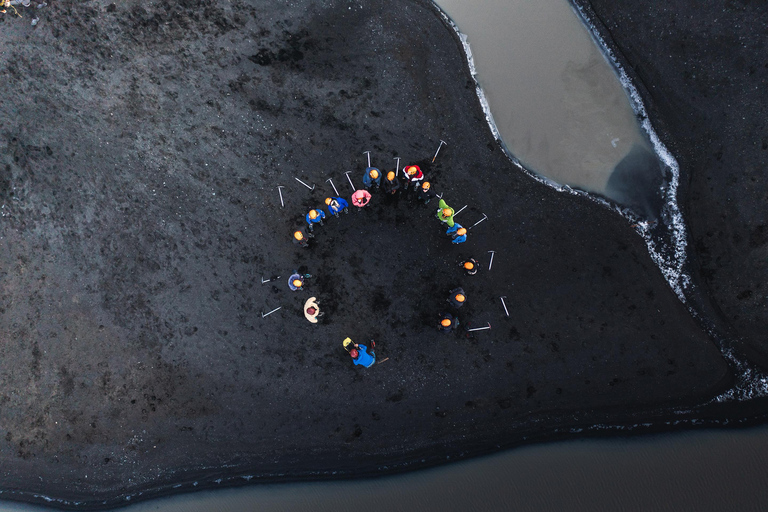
[0,0,761,507]
[572,0,768,366]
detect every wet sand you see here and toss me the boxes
[0,0,763,508]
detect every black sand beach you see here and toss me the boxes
[0,0,764,508]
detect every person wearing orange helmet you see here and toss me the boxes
[305,208,326,231]
[401,164,424,190]
[292,228,312,248]
[436,198,455,227]
[448,287,466,308]
[325,196,349,217]
[382,171,401,195]
[363,167,382,189]
[417,181,437,204]
[460,258,479,276]
[288,271,305,291]
[447,223,467,244]
[438,312,459,333]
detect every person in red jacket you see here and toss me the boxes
[402,164,424,190]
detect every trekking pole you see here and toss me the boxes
[326,178,339,196]
[432,140,447,163]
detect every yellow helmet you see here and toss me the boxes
[463,261,474,270]
[442,208,452,217]
[422,182,431,190]
[407,166,418,176]
[293,279,303,288]
[441,318,452,327]
[387,171,395,181]
[457,228,467,236]
[455,293,465,302]
[293,231,304,241]
[325,197,332,205]
[370,169,379,179]
[309,210,318,219]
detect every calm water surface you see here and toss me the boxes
[436,0,663,217]
[2,427,768,511]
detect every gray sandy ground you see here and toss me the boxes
[0,0,756,506]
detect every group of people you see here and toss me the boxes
[286,157,484,367]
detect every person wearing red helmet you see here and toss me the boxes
[343,337,376,368]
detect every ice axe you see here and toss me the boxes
[469,213,488,229]
[467,322,491,332]
[432,140,447,163]
[488,250,495,271]
[326,178,339,196]
[277,185,285,208]
[294,177,315,190]
[364,150,371,168]
[344,171,355,191]
[500,296,509,317]
[453,205,468,217]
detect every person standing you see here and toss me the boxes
[447,225,467,244]
[306,209,326,231]
[292,229,311,248]
[289,272,305,291]
[325,197,349,217]
[382,171,401,195]
[417,181,436,204]
[436,198,455,227]
[448,287,466,308]
[343,337,376,368]
[351,189,372,209]
[402,164,424,190]
[439,312,459,333]
[363,168,381,189]
[460,258,479,275]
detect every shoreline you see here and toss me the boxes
[0,0,764,508]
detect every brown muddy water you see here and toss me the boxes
[3,427,768,511]
[437,0,664,218]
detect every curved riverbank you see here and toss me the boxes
[0,0,764,509]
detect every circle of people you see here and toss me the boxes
[287,161,480,368]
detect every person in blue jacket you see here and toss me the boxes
[325,197,349,217]
[344,338,376,368]
[305,209,326,231]
[446,223,467,244]
[362,167,381,189]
